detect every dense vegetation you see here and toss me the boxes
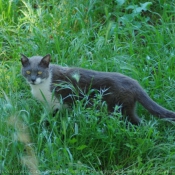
[0,0,175,174]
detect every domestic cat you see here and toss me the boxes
[21,54,175,124]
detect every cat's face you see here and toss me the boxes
[21,54,51,85]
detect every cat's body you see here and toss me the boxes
[21,54,175,124]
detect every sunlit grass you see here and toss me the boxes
[1,0,175,174]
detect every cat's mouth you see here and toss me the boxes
[30,81,42,85]
[30,82,38,85]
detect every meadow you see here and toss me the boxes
[0,0,175,174]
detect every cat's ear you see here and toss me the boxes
[39,54,51,68]
[21,54,30,67]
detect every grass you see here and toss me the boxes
[0,0,175,174]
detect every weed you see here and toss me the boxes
[1,0,175,174]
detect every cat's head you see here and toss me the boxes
[21,54,51,85]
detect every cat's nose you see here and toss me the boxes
[31,77,36,83]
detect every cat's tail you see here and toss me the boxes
[136,86,175,121]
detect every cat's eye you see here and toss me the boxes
[38,71,42,75]
[26,71,31,75]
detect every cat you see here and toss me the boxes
[21,54,175,124]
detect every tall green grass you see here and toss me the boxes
[0,0,175,174]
